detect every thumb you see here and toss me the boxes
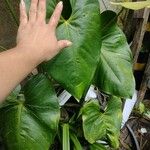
[58,40,72,51]
[45,40,72,61]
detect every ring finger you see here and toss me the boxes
[37,0,46,22]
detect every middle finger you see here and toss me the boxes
[29,0,38,23]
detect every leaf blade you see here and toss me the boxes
[82,97,122,148]
[41,0,101,100]
[95,11,135,98]
[0,74,60,149]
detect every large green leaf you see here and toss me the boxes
[0,74,60,149]
[40,0,101,100]
[95,11,135,98]
[82,96,122,148]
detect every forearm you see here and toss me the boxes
[0,0,71,103]
[0,47,39,102]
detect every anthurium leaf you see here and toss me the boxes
[0,74,60,150]
[95,11,135,98]
[111,1,150,10]
[82,96,122,148]
[40,0,101,100]
[90,143,107,150]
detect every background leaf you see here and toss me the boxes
[0,74,60,149]
[95,10,135,98]
[82,96,122,148]
[0,0,19,50]
[4,0,19,26]
[40,0,101,100]
[111,1,150,10]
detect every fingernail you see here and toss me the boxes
[67,41,72,46]
[58,1,63,6]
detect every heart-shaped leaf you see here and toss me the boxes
[82,96,122,148]
[0,74,60,149]
[40,0,101,100]
[95,11,135,98]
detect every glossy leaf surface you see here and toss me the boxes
[0,74,60,149]
[95,11,135,98]
[41,0,101,100]
[82,96,122,148]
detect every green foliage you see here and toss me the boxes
[62,124,70,150]
[0,0,136,149]
[41,0,101,100]
[144,110,150,119]
[139,102,145,114]
[4,0,19,26]
[0,45,7,52]
[111,1,150,10]
[70,132,82,150]
[95,11,135,98]
[82,97,122,148]
[0,74,60,149]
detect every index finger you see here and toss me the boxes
[48,1,63,29]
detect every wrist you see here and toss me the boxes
[13,46,43,67]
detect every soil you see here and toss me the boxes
[120,102,150,150]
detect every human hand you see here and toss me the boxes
[17,0,72,64]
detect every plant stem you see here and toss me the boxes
[4,0,19,26]
[62,124,70,150]
[70,132,82,150]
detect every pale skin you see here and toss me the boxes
[0,0,72,102]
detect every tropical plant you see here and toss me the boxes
[0,0,136,149]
